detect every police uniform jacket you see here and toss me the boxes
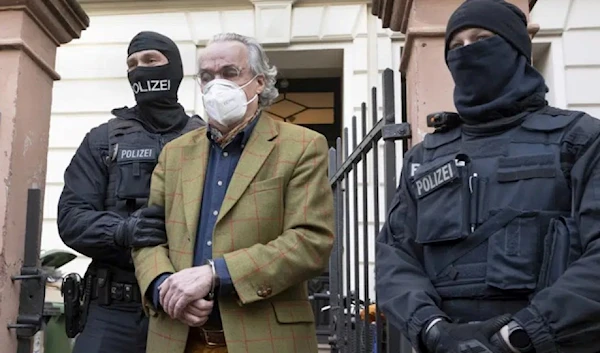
[58,107,203,275]
[376,106,600,353]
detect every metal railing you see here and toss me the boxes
[325,68,413,353]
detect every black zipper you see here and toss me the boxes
[158,134,165,150]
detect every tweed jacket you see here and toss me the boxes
[132,114,335,353]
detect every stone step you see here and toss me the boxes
[318,343,331,353]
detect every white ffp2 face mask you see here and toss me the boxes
[201,77,258,127]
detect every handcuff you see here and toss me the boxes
[205,259,220,301]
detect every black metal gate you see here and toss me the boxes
[325,68,413,353]
[7,189,48,353]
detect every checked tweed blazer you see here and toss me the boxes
[132,114,335,353]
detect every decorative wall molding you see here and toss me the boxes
[0,39,61,80]
[72,4,369,46]
[251,0,296,44]
[0,0,89,45]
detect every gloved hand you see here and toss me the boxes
[422,314,513,353]
[490,320,534,353]
[114,205,167,249]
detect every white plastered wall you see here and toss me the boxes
[340,14,405,302]
[531,0,600,116]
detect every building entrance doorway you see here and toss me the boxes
[265,48,343,148]
[267,77,342,148]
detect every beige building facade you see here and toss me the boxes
[1,0,598,349]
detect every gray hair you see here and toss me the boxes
[204,33,279,108]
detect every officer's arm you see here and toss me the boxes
[375,151,450,352]
[57,127,129,264]
[512,115,600,352]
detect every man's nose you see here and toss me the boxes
[463,39,474,47]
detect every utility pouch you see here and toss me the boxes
[61,273,82,338]
[96,268,112,306]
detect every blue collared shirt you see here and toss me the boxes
[150,117,259,317]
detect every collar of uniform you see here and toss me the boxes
[206,110,261,149]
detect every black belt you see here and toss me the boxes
[188,326,226,348]
[91,278,141,303]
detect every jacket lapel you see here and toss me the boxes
[217,115,278,223]
[180,131,210,239]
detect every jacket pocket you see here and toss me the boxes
[114,144,158,200]
[537,216,579,290]
[246,176,284,195]
[413,157,468,244]
[486,212,541,290]
[496,154,556,182]
[271,300,315,324]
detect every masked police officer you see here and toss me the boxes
[376,1,600,353]
[57,31,204,353]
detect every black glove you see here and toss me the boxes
[114,205,167,249]
[422,314,513,353]
[490,320,535,353]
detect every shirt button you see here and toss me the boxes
[217,180,223,186]
[207,241,212,247]
[223,152,229,157]
[212,210,218,216]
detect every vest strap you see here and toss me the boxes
[433,208,524,277]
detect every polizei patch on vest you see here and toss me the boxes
[413,161,459,198]
[131,79,171,94]
[117,148,156,163]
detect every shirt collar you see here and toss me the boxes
[206,111,261,149]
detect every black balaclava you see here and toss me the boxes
[126,31,187,132]
[444,0,548,125]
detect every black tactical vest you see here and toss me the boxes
[103,115,204,217]
[409,107,584,312]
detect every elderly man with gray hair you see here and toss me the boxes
[132,32,335,353]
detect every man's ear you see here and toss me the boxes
[255,75,266,95]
